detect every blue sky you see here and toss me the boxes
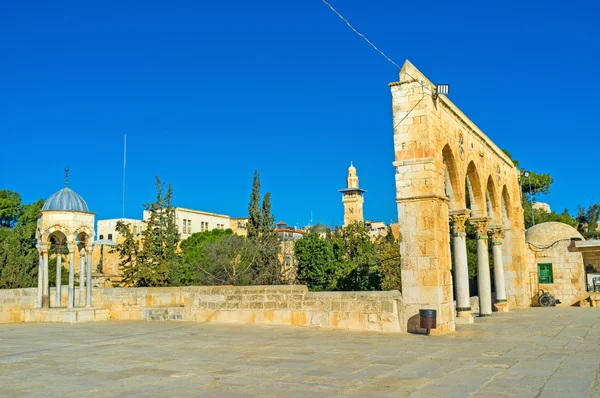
[1,0,598,228]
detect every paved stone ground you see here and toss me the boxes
[1,308,599,397]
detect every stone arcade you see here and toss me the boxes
[390,61,528,333]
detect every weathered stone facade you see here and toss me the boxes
[390,61,528,333]
[0,286,403,332]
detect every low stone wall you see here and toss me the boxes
[0,288,36,323]
[0,285,404,333]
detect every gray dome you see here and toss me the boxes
[42,187,90,212]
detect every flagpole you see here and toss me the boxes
[122,134,126,219]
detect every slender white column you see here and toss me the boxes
[472,218,492,317]
[86,247,93,308]
[37,246,43,308]
[55,245,62,307]
[79,248,86,306]
[450,209,472,319]
[42,249,49,308]
[68,244,76,309]
[490,226,507,303]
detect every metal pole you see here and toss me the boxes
[529,177,535,225]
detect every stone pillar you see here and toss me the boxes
[68,243,76,309]
[55,245,62,307]
[36,244,45,308]
[86,245,93,308]
[390,65,455,334]
[489,226,508,305]
[449,209,472,320]
[79,248,86,306]
[472,217,492,317]
[42,247,50,308]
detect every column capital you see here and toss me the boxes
[488,224,504,244]
[36,243,49,253]
[470,217,491,238]
[449,209,471,234]
[86,244,94,254]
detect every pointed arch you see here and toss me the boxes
[442,144,463,210]
[501,185,512,228]
[465,161,485,217]
[486,175,501,223]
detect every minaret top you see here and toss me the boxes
[339,162,366,194]
[347,162,359,189]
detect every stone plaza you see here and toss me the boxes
[1,308,599,397]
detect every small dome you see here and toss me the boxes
[42,187,90,212]
[525,222,583,246]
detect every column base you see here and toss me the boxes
[493,302,509,312]
[478,313,492,318]
[456,316,474,324]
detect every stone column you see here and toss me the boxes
[36,244,45,308]
[86,245,93,308]
[68,243,76,309]
[449,209,472,320]
[471,217,492,317]
[79,248,86,306]
[42,247,50,308]
[55,244,62,307]
[489,225,508,305]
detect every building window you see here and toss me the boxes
[538,263,554,284]
[182,219,192,234]
[107,234,113,241]
[285,256,291,267]
[99,234,104,240]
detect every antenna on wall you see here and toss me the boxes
[122,134,126,219]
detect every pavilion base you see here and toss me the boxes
[24,308,109,323]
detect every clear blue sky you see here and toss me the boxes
[1,0,598,228]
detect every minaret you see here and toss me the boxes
[339,162,366,226]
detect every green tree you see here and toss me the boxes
[334,222,381,291]
[375,229,402,290]
[200,235,253,285]
[294,232,338,291]
[172,228,234,286]
[115,177,181,287]
[245,172,282,285]
[577,204,600,239]
[502,150,554,197]
[247,170,261,240]
[0,197,44,289]
[0,189,23,228]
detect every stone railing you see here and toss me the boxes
[0,285,403,333]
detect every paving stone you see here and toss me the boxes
[0,308,599,396]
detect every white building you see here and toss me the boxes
[142,207,230,239]
[97,218,145,242]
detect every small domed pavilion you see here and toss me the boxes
[36,169,95,309]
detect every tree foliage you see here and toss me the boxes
[0,192,44,289]
[577,204,600,239]
[295,222,401,292]
[246,172,282,285]
[294,232,338,291]
[114,177,180,287]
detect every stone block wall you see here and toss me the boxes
[0,288,36,323]
[526,242,586,305]
[0,285,404,333]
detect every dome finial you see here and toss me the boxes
[64,167,70,187]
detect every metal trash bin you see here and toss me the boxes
[419,309,436,335]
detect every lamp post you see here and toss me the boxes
[524,171,535,225]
